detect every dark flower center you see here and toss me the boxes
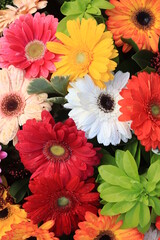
[26,237,37,240]
[132,8,154,30]
[95,231,115,240]
[0,207,9,219]
[151,52,160,75]
[0,93,24,117]
[97,93,115,113]
[43,141,71,162]
[136,11,151,26]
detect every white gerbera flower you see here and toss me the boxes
[144,227,160,240]
[0,65,52,145]
[64,71,132,146]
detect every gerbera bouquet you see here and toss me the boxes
[1,0,160,239]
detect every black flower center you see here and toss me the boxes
[136,11,151,26]
[99,236,111,240]
[132,8,154,30]
[95,231,115,240]
[1,93,24,117]
[26,237,37,240]
[97,93,115,113]
[0,207,8,219]
[6,98,18,112]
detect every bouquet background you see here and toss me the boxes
[0,0,160,239]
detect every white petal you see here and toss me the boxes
[0,117,18,145]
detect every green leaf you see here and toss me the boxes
[145,181,156,193]
[135,143,141,168]
[150,153,160,164]
[92,0,114,9]
[61,1,83,16]
[140,66,156,74]
[147,160,160,183]
[50,76,69,96]
[121,37,139,52]
[27,78,55,95]
[115,150,125,171]
[123,150,139,181]
[57,14,83,35]
[9,178,29,203]
[101,201,136,216]
[86,6,101,15]
[139,203,150,228]
[97,182,111,192]
[150,209,157,223]
[123,203,140,228]
[132,50,155,69]
[76,0,91,12]
[100,186,139,202]
[98,165,133,189]
[137,221,151,234]
[100,151,117,166]
[149,197,160,215]
[47,97,67,104]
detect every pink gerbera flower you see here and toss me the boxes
[0,12,59,78]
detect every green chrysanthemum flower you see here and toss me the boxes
[98,150,160,233]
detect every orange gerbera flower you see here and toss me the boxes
[74,210,144,240]
[1,220,59,240]
[119,71,160,151]
[106,0,160,52]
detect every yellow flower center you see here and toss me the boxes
[151,104,160,116]
[76,52,86,63]
[25,40,45,61]
[57,197,69,207]
[50,145,65,156]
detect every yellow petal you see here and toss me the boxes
[47,42,69,54]
[40,220,55,230]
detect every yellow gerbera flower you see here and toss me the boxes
[1,220,59,240]
[106,0,160,52]
[74,210,144,240]
[47,18,118,89]
[0,203,27,237]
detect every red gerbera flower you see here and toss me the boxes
[118,71,160,151]
[156,216,160,230]
[15,110,100,182]
[23,174,99,236]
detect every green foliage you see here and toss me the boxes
[121,37,139,52]
[27,76,69,104]
[98,150,160,232]
[132,49,156,74]
[57,0,114,34]
[0,0,13,9]
[9,178,30,203]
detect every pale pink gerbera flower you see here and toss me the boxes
[0,65,52,145]
[0,12,59,78]
[0,0,48,34]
